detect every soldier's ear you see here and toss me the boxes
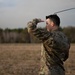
[51,21,54,27]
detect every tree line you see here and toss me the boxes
[0,26,75,43]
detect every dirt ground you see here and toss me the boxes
[0,44,75,75]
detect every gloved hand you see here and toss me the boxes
[33,18,44,24]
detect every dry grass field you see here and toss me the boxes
[0,43,75,75]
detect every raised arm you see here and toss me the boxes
[27,18,51,41]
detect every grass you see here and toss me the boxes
[0,43,75,75]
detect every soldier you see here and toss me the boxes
[27,14,70,75]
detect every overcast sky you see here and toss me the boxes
[0,0,75,29]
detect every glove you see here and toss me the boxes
[33,18,44,24]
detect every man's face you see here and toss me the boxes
[46,18,54,31]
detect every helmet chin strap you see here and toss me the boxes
[54,7,75,14]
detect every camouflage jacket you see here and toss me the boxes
[27,18,70,70]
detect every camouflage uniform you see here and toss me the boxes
[27,19,70,75]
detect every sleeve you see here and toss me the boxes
[27,18,38,33]
[27,18,51,41]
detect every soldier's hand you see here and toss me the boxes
[33,18,44,24]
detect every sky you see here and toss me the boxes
[0,0,75,29]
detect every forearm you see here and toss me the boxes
[27,18,50,41]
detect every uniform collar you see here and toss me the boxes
[50,27,62,32]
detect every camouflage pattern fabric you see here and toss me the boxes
[27,18,70,75]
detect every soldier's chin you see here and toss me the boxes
[46,26,48,29]
[46,26,49,30]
